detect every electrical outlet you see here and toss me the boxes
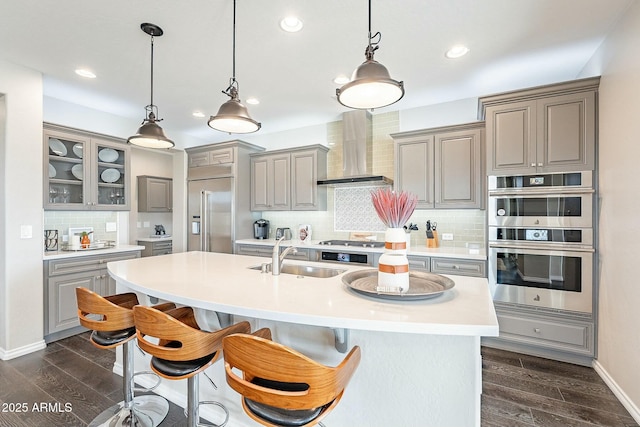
[143,221,150,228]
[441,233,454,241]
[106,222,117,232]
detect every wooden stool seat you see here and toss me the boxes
[222,328,361,427]
[133,305,251,427]
[75,287,175,427]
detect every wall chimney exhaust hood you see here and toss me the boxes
[317,110,393,187]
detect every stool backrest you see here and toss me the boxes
[133,305,250,362]
[75,287,138,331]
[223,333,361,411]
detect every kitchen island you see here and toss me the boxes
[108,251,498,427]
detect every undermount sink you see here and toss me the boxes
[249,264,346,278]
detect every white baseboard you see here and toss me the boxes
[593,360,640,424]
[0,340,47,360]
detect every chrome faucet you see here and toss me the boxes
[271,236,297,275]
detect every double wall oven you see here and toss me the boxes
[488,171,595,313]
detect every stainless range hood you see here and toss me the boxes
[317,110,393,187]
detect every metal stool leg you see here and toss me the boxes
[88,341,169,427]
[185,373,230,427]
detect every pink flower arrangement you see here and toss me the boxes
[370,188,418,228]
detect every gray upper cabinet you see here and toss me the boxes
[44,123,130,211]
[251,145,328,211]
[137,176,172,212]
[480,78,598,175]
[251,152,291,210]
[392,122,485,209]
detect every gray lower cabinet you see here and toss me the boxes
[373,254,485,278]
[431,257,486,277]
[235,243,312,261]
[479,78,598,175]
[44,251,140,342]
[392,122,485,209]
[138,240,173,257]
[484,303,594,366]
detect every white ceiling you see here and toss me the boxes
[0,0,633,147]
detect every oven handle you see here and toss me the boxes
[489,188,595,197]
[489,242,595,253]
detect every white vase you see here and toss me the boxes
[378,228,410,293]
[377,252,410,293]
[384,227,407,254]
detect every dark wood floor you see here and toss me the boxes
[0,332,637,426]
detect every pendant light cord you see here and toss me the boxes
[149,33,155,110]
[223,0,239,97]
[366,0,381,60]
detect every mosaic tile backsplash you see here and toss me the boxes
[334,186,386,232]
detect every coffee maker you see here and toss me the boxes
[254,219,269,239]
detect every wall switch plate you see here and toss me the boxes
[106,222,117,232]
[20,225,33,239]
[441,233,454,241]
[143,221,150,228]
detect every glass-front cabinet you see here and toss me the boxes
[44,125,130,211]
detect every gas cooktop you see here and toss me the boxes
[318,240,385,248]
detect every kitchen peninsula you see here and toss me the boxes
[108,251,498,427]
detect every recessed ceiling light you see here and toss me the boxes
[246,97,260,105]
[445,45,469,59]
[333,74,350,85]
[75,68,96,79]
[280,16,303,32]
[192,111,205,118]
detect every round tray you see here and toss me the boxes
[342,269,455,301]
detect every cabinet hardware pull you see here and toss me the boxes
[534,328,541,333]
[530,163,536,167]
[538,163,543,167]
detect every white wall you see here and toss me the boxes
[579,1,640,417]
[0,60,45,358]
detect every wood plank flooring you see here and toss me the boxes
[482,346,639,427]
[0,333,637,426]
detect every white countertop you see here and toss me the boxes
[43,244,145,260]
[235,238,486,260]
[108,251,498,337]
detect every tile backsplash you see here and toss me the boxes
[44,211,118,243]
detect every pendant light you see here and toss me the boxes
[336,0,404,110]
[128,23,175,149]
[208,0,261,134]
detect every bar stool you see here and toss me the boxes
[222,328,361,427]
[132,305,251,427]
[75,287,175,427]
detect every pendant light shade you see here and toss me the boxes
[208,86,260,134]
[208,0,261,134]
[336,0,404,110]
[128,23,174,149]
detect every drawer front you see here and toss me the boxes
[152,241,173,250]
[284,248,311,261]
[431,258,485,277]
[47,251,139,276]
[407,256,430,270]
[497,313,592,354]
[152,248,172,256]
[236,244,273,258]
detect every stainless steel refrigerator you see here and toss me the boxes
[187,141,263,253]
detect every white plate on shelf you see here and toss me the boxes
[72,143,83,158]
[48,138,67,156]
[101,168,120,183]
[71,164,83,180]
[98,148,119,163]
[48,163,56,178]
